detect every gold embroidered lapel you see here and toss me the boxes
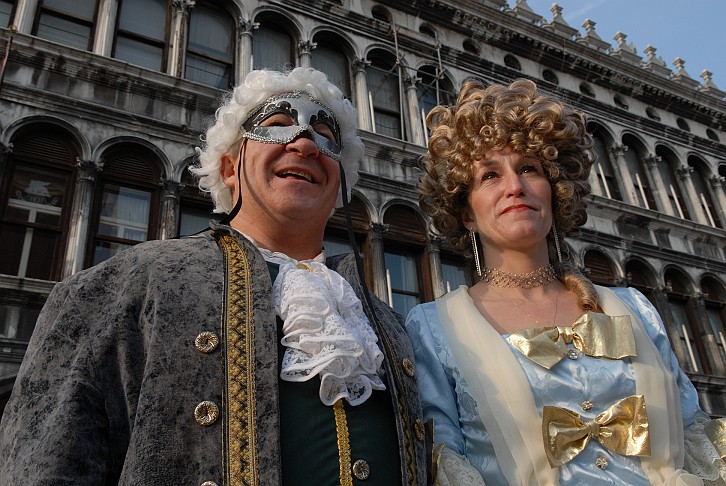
[217,234,258,486]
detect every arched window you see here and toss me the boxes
[503,54,521,71]
[113,0,168,71]
[367,50,402,139]
[416,65,455,140]
[462,39,479,56]
[589,128,622,201]
[440,254,472,294]
[0,0,14,27]
[253,16,294,71]
[0,125,79,281]
[622,136,656,210]
[34,0,98,50]
[656,147,691,220]
[542,69,559,85]
[185,2,234,88]
[583,249,616,286]
[689,156,722,228]
[702,276,726,374]
[311,35,351,97]
[324,196,370,259]
[665,268,703,373]
[383,205,428,317]
[625,259,657,295]
[178,166,214,237]
[88,144,161,266]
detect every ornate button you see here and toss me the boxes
[296,263,311,271]
[402,358,415,377]
[352,459,370,480]
[595,456,608,469]
[194,401,220,426]
[567,349,580,360]
[414,419,426,440]
[201,482,219,486]
[581,400,594,412]
[195,331,220,353]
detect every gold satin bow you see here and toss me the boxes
[506,312,637,369]
[542,395,651,467]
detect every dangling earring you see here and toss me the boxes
[552,224,562,263]
[470,228,482,277]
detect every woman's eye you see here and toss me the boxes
[482,171,497,181]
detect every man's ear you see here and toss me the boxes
[220,151,238,188]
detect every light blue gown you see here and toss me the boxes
[405,286,708,485]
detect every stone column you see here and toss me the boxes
[159,180,182,240]
[92,0,118,56]
[644,154,675,216]
[63,159,103,278]
[0,141,10,174]
[298,40,316,69]
[237,19,256,80]
[368,223,389,304]
[609,144,639,205]
[677,165,709,225]
[11,0,39,34]
[691,292,726,376]
[167,0,195,77]
[352,58,372,131]
[708,175,726,228]
[427,235,445,299]
[404,75,425,147]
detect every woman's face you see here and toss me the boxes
[463,146,553,256]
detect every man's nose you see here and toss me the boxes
[287,128,320,158]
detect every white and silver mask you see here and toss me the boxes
[240,91,342,161]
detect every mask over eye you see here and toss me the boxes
[240,91,343,161]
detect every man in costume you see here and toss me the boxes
[0,67,429,485]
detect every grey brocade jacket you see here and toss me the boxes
[0,226,429,486]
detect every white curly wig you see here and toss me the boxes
[192,67,364,214]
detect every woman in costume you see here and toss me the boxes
[405,79,726,485]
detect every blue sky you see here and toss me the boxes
[524,0,726,90]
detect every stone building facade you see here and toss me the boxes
[1,0,725,417]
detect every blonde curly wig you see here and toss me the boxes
[419,79,599,309]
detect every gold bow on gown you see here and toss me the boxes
[506,312,637,369]
[542,395,651,467]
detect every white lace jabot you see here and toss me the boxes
[251,237,386,407]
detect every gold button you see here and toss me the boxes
[402,358,415,377]
[201,482,219,486]
[595,456,608,469]
[352,459,370,480]
[195,331,219,353]
[194,401,220,426]
[296,263,311,271]
[414,419,425,440]
[581,400,594,412]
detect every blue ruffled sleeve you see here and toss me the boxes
[404,303,467,456]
